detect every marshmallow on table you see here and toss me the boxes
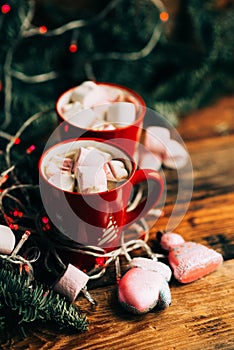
[160,232,185,251]
[70,81,108,109]
[76,166,108,193]
[0,225,15,255]
[129,257,172,282]
[138,148,162,171]
[144,126,171,156]
[163,140,188,169]
[48,173,75,192]
[106,102,136,127]
[53,264,89,302]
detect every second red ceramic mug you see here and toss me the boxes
[56,82,146,157]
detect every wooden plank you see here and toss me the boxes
[3,260,234,350]
[178,96,234,141]
[165,134,234,199]
[1,95,234,349]
[148,133,234,260]
[151,191,234,260]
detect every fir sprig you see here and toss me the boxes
[0,262,88,334]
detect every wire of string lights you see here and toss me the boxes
[0,0,169,131]
[0,0,169,279]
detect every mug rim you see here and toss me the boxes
[56,82,146,132]
[38,137,137,196]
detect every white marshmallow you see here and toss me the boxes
[102,124,116,130]
[73,147,91,168]
[138,148,162,171]
[76,166,108,193]
[108,160,128,181]
[48,173,75,192]
[60,158,73,173]
[45,163,60,178]
[0,225,15,255]
[103,163,116,182]
[129,258,172,282]
[104,86,125,102]
[106,102,135,127]
[70,81,108,109]
[92,121,116,131]
[53,264,89,302]
[163,140,188,169]
[68,108,97,129]
[62,101,83,120]
[92,104,110,121]
[80,147,111,167]
[144,126,171,156]
[45,156,72,178]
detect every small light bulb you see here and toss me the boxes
[1,4,11,14]
[69,43,78,53]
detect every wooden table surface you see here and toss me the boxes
[1,96,234,349]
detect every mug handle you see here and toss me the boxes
[124,169,164,226]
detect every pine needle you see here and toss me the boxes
[0,261,88,334]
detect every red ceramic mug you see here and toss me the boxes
[39,138,163,269]
[56,82,146,157]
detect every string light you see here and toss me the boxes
[14,137,21,145]
[26,144,36,154]
[0,174,8,187]
[9,223,19,230]
[42,223,51,231]
[1,0,168,129]
[39,25,48,34]
[5,110,50,168]
[160,11,169,22]
[41,216,51,231]
[1,3,11,14]
[95,257,106,267]
[42,216,49,224]
[0,0,170,280]
[69,29,79,53]
[69,43,78,53]
[13,210,23,218]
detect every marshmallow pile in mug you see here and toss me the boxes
[44,145,129,194]
[60,81,137,130]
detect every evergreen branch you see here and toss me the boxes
[23,0,121,38]
[0,263,88,333]
[1,0,35,129]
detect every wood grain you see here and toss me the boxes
[1,96,234,349]
[2,260,234,350]
[178,96,234,141]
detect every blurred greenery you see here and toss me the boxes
[0,0,233,132]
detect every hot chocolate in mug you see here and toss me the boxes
[56,81,146,157]
[39,138,163,267]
